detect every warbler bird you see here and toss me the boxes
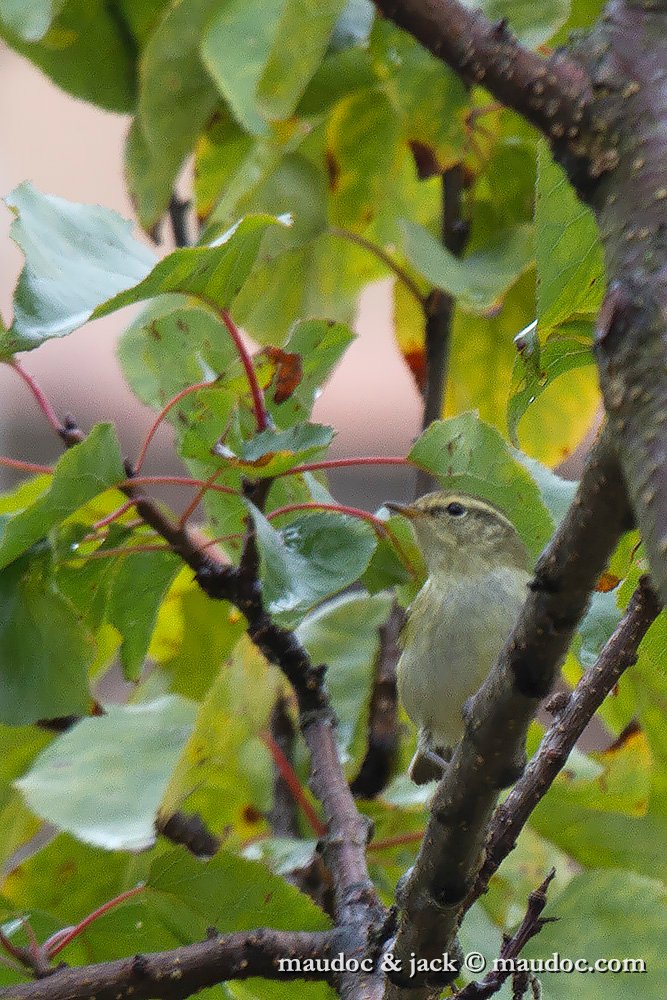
[386,492,531,784]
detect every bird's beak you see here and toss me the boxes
[385,501,418,519]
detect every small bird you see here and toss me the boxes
[385,492,532,784]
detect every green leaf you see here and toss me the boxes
[147,846,331,934]
[443,271,535,444]
[124,121,187,236]
[361,513,425,594]
[97,213,292,318]
[0,725,51,866]
[576,589,623,669]
[3,184,156,353]
[232,231,379,345]
[0,0,136,113]
[5,184,288,352]
[472,0,571,49]
[329,0,374,51]
[297,592,392,773]
[529,769,667,881]
[16,697,196,850]
[256,0,348,120]
[213,423,334,478]
[0,553,94,725]
[540,726,653,819]
[201,0,285,136]
[268,319,356,424]
[107,550,181,681]
[522,870,666,1000]
[409,414,553,559]
[370,19,468,172]
[536,140,605,332]
[0,0,64,41]
[160,635,279,840]
[550,0,605,43]
[193,107,255,224]
[149,568,246,699]
[250,506,377,628]
[1,832,142,923]
[297,45,376,117]
[508,321,597,450]
[401,220,534,313]
[202,147,328,255]
[117,299,238,411]
[513,452,577,527]
[134,0,220,229]
[326,88,402,233]
[0,425,124,570]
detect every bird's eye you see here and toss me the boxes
[446,501,466,517]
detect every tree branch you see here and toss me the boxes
[453,870,557,1000]
[416,165,469,495]
[266,694,303,837]
[383,429,632,998]
[372,0,593,145]
[169,195,192,248]
[0,930,335,1000]
[576,3,667,604]
[350,603,402,799]
[374,0,667,605]
[33,417,388,996]
[468,575,660,906]
[198,516,387,999]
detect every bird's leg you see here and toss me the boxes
[408,729,450,784]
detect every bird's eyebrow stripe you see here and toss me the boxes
[422,494,515,531]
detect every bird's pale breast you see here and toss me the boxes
[397,567,530,748]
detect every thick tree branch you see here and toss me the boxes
[383,429,632,998]
[469,575,661,905]
[372,1,593,146]
[0,930,335,1000]
[374,0,667,603]
[574,2,667,603]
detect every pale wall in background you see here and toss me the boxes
[0,45,422,510]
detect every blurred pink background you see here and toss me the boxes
[0,45,422,511]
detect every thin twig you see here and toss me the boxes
[265,695,302,838]
[134,380,216,472]
[453,870,557,1000]
[261,728,326,837]
[8,360,64,437]
[350,602,402,799]
[0,456,53,474]
[416,165,469,495]
[219,309,271,433]
[168,195,191,248]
